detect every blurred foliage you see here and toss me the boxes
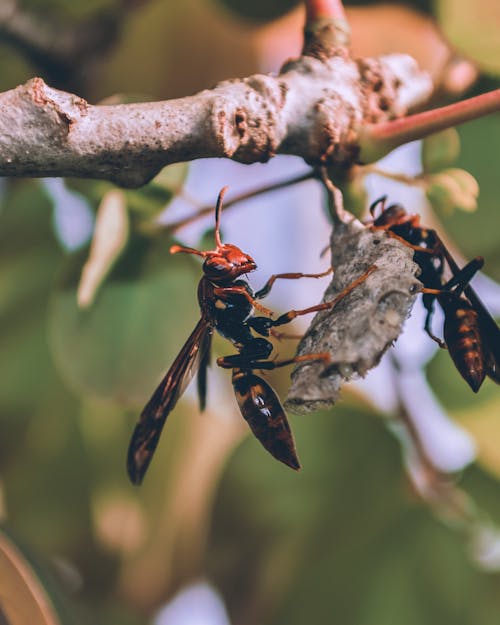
[207,404,500,625]
[0,43,36,92]
[436,0,500,77]
[0,526,84,625]
[434,115,500,278]
[49,234,199,406]
[421,129,461,174]
[20,0,120,19]
[0,1,499,625]
[426,168,479,214]
[215,0,301,22]
[67,163,188,221]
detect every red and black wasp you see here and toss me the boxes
[127,187,376,484]
[369,196,500,392]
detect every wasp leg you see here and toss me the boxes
[441,257,484,295]
[218,338,274,369]
[268,265,377,328]
[217,352,330,370]
[270,329,303,341]
[422,299,445,347]
[421,258,484,299]
[213,285,274,316]
[255,267,333,300]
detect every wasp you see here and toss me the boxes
[368,196,500,392]
[127,187,376,484]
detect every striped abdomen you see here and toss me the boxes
[441,296,485,392]
[232,369,300,470]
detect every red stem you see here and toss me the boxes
[305,0,346,22]
[359,88,500,163]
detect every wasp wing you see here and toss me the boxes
[479,310,500,384]
[232,369,300,470]
[197,330,212,412]
[127,318,213,484]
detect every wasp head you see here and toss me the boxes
[203,244,256,284]
[372,199,409,227]
[169,187,257,283]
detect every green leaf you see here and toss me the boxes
[67,163,189,223]
[0,181,75,424]
[22,0,119,21]
[426,168,479,214]
[427,345,499,413]
[0,43,36,91]
[433,115,500,280]
[48,234,200,406]
[422,128,460,174]
[436,0,500,76]
[340,173,368,219]
[0,182,100,567]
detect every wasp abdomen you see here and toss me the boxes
[232,369,300,470]
[442,299,485,392]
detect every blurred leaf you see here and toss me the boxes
[340,173,368,219]
[0,527,64,625]
[426,168,478,214]
[0,43,37,91]
[422,128,460,174]
[0,181,113,598]
[461,463,500,522]
[125,163,189,221]
[457,395,500,482]
[49,234,200,407]
[436,0,500,76]
[22,0,119,20]
[77,189,129,309]
[206,403,500,625]
[0,181,74,425]
[151,163,189,195]
[216,0,301,22]
[67,163,188,223]
[427,344,499,412]
[435,115,500,279]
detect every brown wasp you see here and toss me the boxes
[127,187,376,484]
[369,196,500,392]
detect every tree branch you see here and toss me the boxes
[0,50,432,187]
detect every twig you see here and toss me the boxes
[319,168,350,226]
[358,89,500,163]
[305,0,347,22]
[164,171,317,234]
[302,0,351,57]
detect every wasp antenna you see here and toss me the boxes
[215,186,229,248]
[170,244,206,257]
[369,195,387,217]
